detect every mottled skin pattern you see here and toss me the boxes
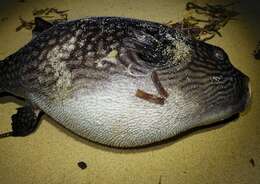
[0,17,250,147]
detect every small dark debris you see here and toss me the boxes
[249,158,255,167]
[18,0,25,2]
[253,41,260,60]
[158,176,162,184]
[77,161,87,170]
[1,17,8,22]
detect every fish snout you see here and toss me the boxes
[242,74,251,110]
[235,70,251,112]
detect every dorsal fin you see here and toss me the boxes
[32,17,53,38]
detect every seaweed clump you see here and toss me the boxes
[16,8,69,32]
[166,2,239,41]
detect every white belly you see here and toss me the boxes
[29,74,200,147]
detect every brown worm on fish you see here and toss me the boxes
[151,71,169,98]
[135,71,169,105]
[135,89,165,105]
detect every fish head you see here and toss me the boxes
[189,41,251,124]
[159,39,251,126]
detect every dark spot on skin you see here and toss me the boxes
[77,161,87,169]
[249,158,255,167]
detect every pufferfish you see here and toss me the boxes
[0,16,251,147]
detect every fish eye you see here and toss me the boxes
[214,48,225,61]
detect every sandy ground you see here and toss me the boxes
[0,0,259,183]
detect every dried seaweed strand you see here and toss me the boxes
[167,2,239,41]
[135,89,165,105]
[0,131,13,138]
[16,7,69,32]
[33,8,69,18]
[16,17,34,32]
[151,71,169,98]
